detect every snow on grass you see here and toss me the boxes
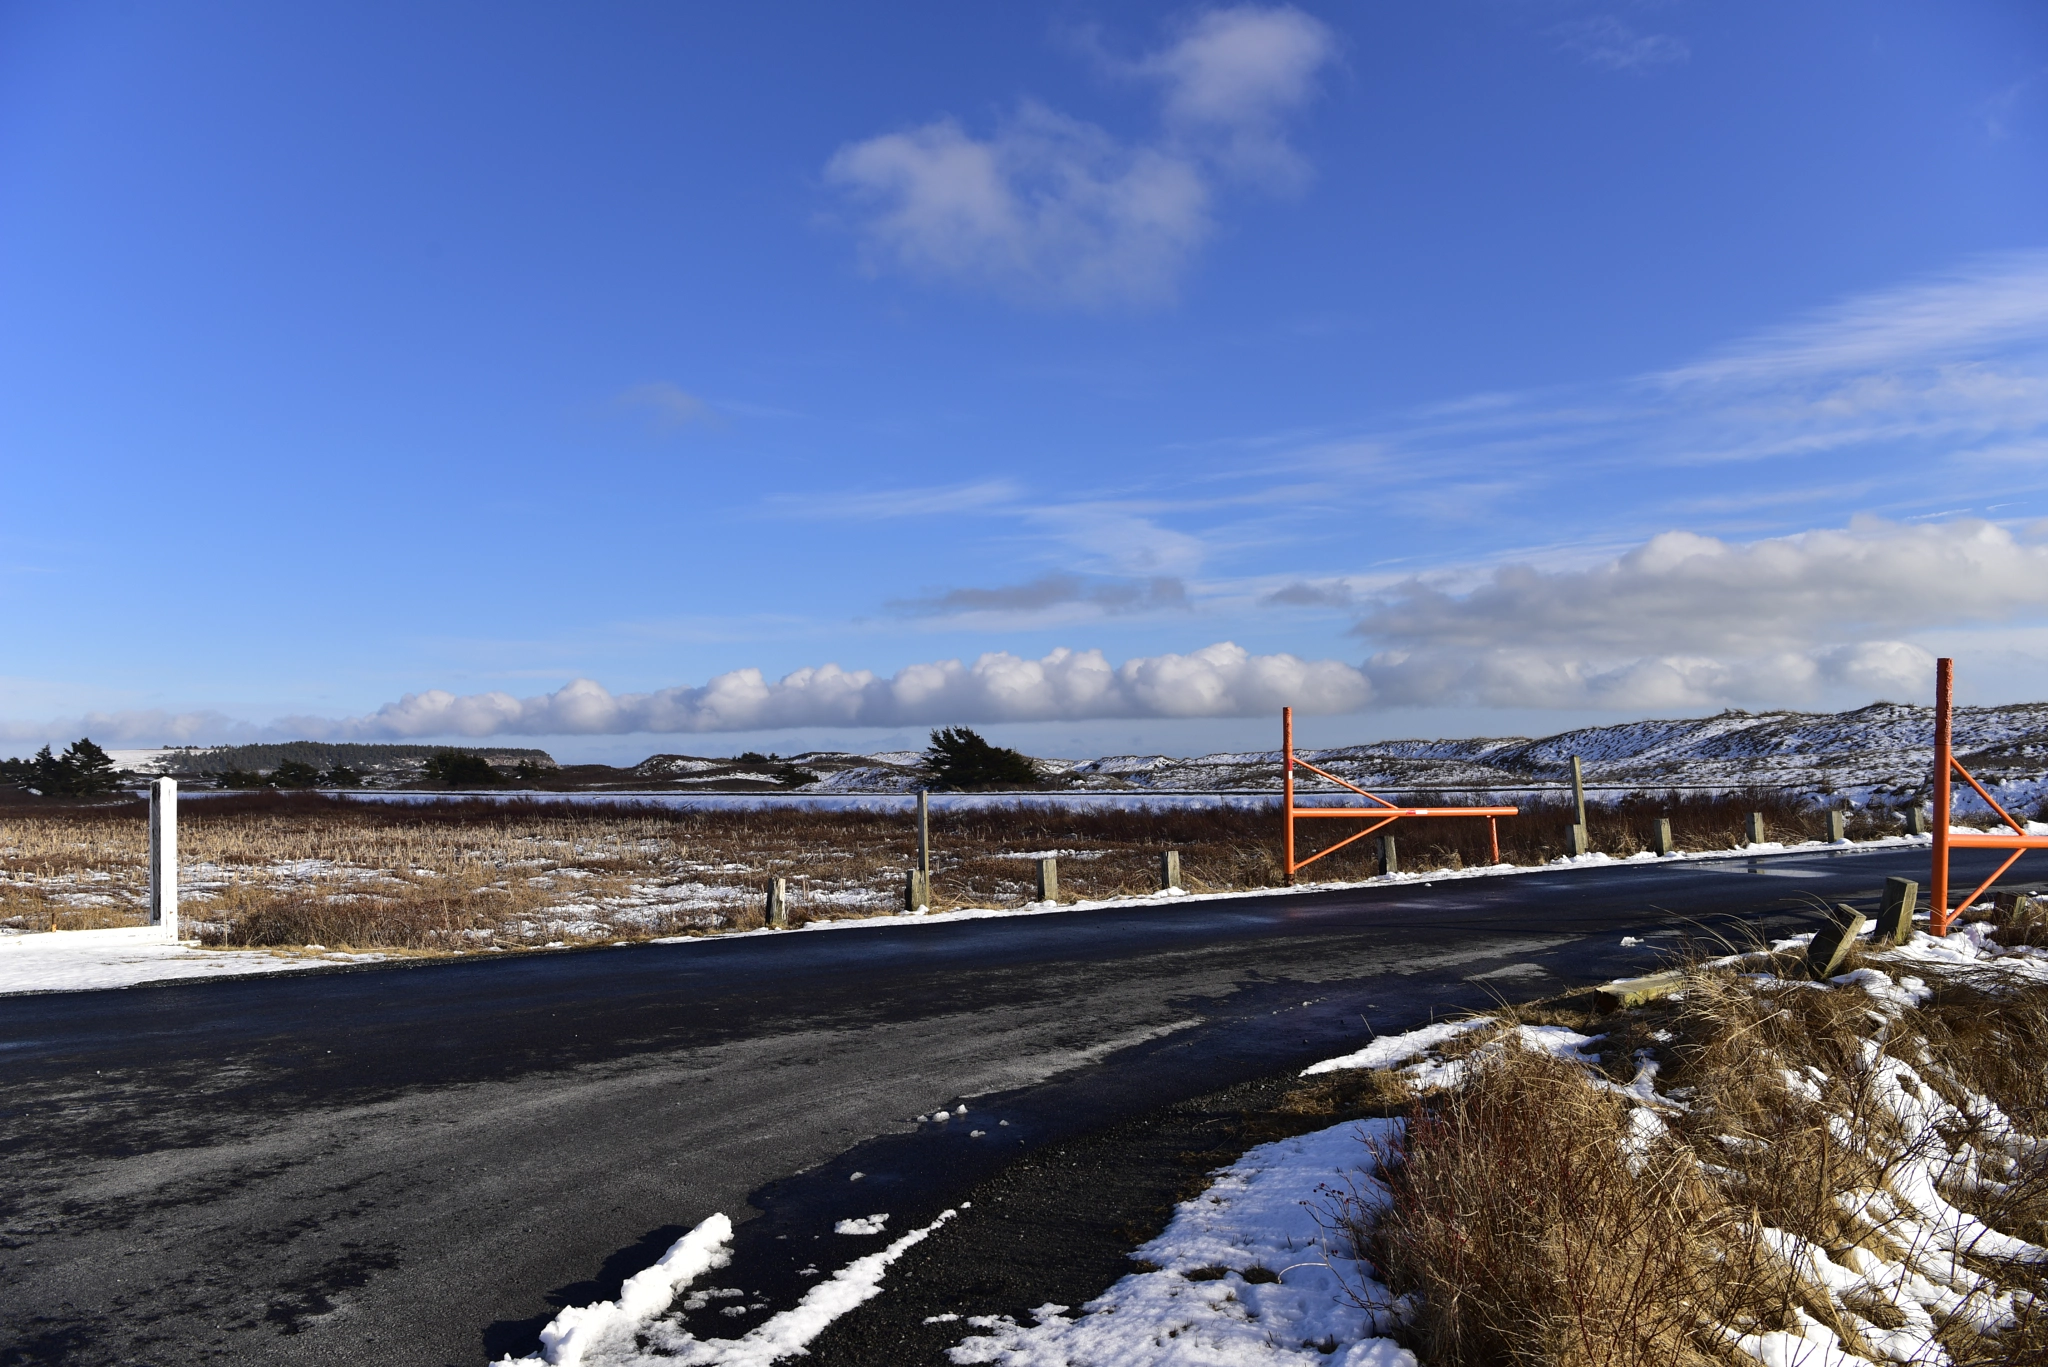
[495,1208,959,1366]
[947,1123,1417,1367]
[934,911,2048,1366]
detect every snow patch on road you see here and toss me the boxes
[497,1208,958,1366]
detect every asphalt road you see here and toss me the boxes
[0,843,1992,1367]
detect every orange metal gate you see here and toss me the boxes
[1281,706,1519,885]
[1931,656,2048,934]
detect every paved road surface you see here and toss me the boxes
[0,844,1991,1366]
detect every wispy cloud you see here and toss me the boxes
[614,382,720,431]
[890,573,1190,619]
[1662,251,2048,385]
[824,5,1336,307]
[1553,16,1689,72]
[1262,579,1353,608]
[767,479,1023,521]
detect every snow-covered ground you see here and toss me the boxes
[0,833,1951,995]
[0,926,373,992]
[110,698,2048,812]
[792,699,2048,812]
[484,897,2048,1367]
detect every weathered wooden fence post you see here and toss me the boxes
[905,789,933,911]
[764,877,788,929]
[1653,817,1675,856]
[1826,810,1848,843]
[1874,876,1918,944]
[1035,857,1059,904]
[1567,755,1591,855]
[1806,906,1865,979]
[149,778,178,938]
[1747,811,1768,845]
[1378,834,1398,876]
[1159,850,1181,891]
[916,790,931,877]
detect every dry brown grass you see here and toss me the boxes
[0,789,1916,952]
[1332,922,2048,1367]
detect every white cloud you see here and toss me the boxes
[1138,5,1336,187]
[1356,518,2048,708]
[321,642,1370,739]
[825,6,1335,306]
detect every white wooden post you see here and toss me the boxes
[1035,857,1058,904]
[149,778,178,938]
[764,877,788,929]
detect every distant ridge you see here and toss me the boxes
[155,741,555,774]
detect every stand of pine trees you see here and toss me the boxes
[0,739,122,797]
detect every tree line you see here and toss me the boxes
[0,739,121,796]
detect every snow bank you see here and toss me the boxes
[0,929,352,994]
[947,1124,1416,1367]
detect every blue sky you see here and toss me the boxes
[4,1,2047,762]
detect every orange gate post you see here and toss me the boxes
[1929,657,2048,935]
[1281,707,1518,884]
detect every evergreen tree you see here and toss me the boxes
[271,759,323,788]
[61,739,120,794]
[423,751,502,787]
[920,727,1039,791]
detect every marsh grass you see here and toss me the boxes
[0,789,1921,952]
[1333,907,2048,1366]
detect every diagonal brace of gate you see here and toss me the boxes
[1282,707,1518,885]
[1931,657,2048,935]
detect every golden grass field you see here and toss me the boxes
[0,789,1908,951]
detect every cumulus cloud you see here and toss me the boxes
[320,642,1371,739]
[891,574,1190,617]
[824,5,1335,306]
[1355,518,2048,708]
